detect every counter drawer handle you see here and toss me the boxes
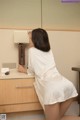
[16,85,33,88]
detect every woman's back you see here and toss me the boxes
[28,47,57,78]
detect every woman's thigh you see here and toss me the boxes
[60,98,74,117]
[44,103,60,120]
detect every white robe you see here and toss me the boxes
[27,47,78,111]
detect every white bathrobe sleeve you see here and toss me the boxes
[27,49,35,75]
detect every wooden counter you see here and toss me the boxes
[0,69,42,113]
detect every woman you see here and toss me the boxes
[18,28,79,120]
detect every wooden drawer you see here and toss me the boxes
[0,79,39,105]
[0,103,42,113]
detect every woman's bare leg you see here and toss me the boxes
[60,98,74,117]
[44,98,80,120]
[60,97,80,120]
[44,103,60,120]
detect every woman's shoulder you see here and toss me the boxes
[28,47,35,52]
[28,47,37,56]
[28,47,52,55]
[28,47,39,53]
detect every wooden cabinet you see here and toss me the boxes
[0,78,42,113]
[72,67,80,116]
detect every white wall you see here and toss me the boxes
[0,29,29,69]
[48,31,80,87]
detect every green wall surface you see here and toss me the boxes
[0,0,41,28]
[42,0,80,30]
[0,0,80,30]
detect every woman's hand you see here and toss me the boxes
[18,64,27,73]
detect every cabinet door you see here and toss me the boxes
[0,79,39,105]
[0,0,41,29]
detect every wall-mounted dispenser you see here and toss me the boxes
[14,30,29,66]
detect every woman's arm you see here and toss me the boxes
[18,64,27,73]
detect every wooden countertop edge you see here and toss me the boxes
[0,27,80,32]
[0,77,35,80]
[72,67,80,72]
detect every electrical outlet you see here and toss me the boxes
[2,63,16,69]
[0,114,6,120]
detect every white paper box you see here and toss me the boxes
[14,30,29,44]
